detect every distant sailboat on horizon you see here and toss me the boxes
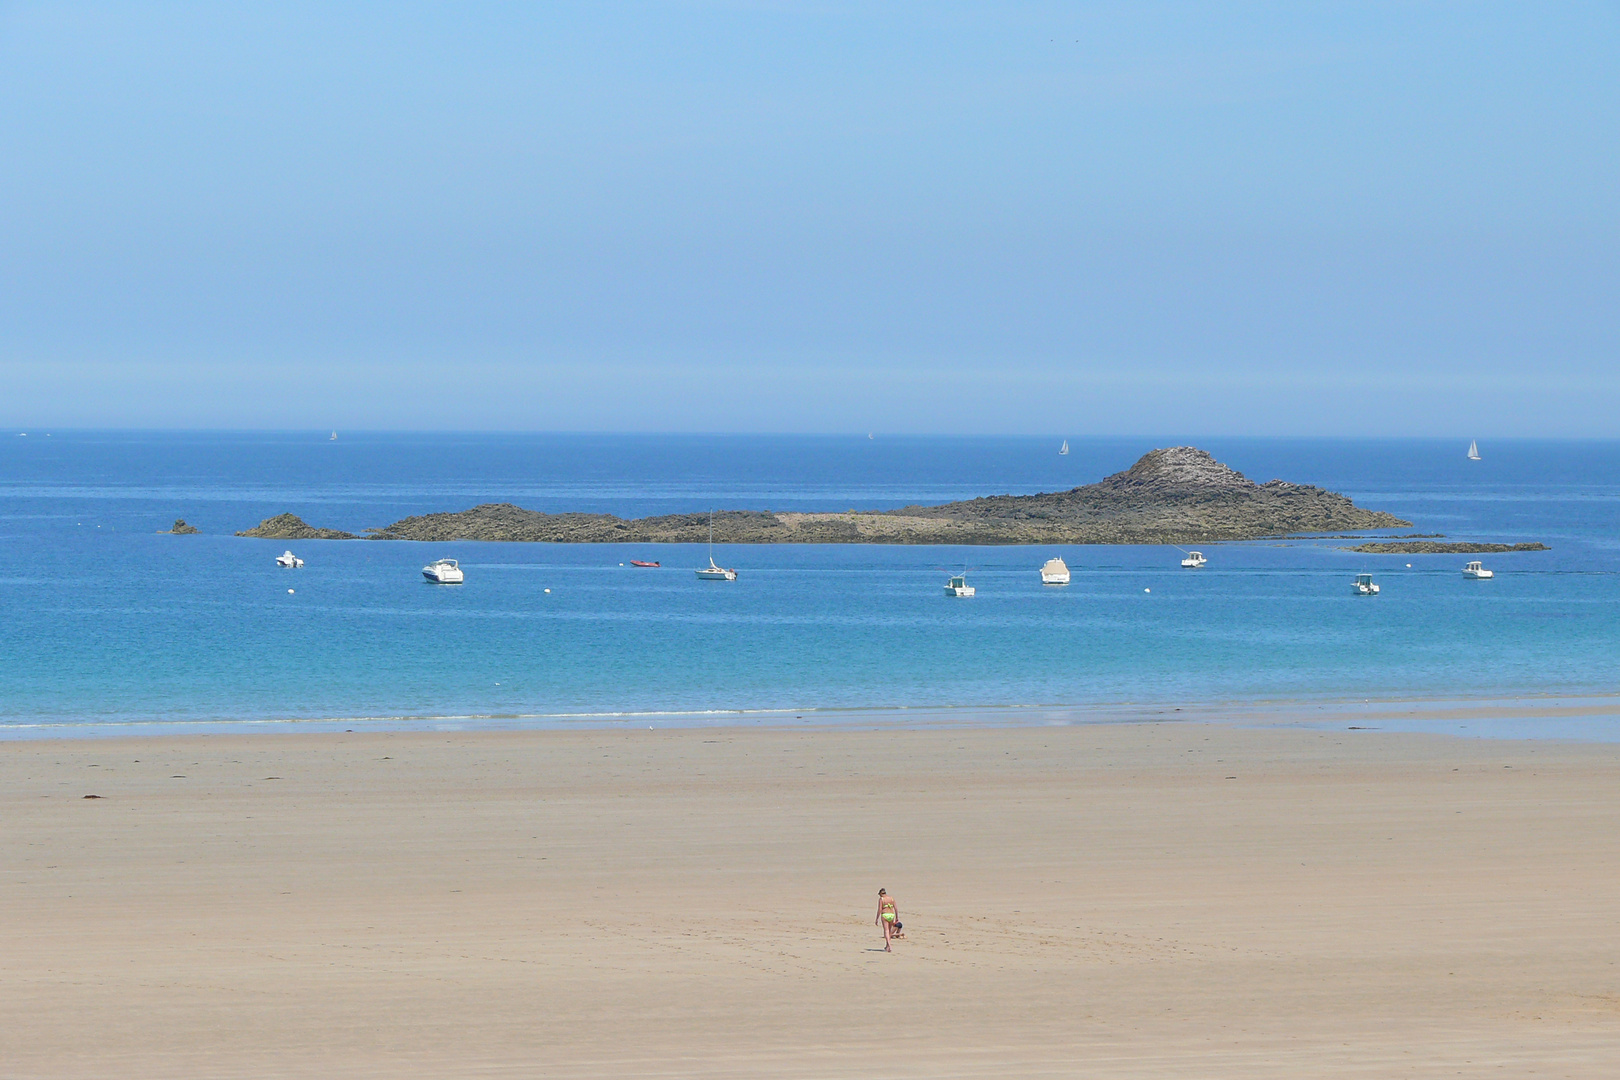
[1059,439,1069,456]
[1467,440,1480,461]
[330,430,338,441]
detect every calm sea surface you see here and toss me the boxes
[3,433,1618,738]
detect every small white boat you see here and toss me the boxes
[1040,557,1070,585]
[1180,551,1207,568]
[696,557,737,581]
[695,511,737,581]
[944,574,975,597]
[1059,439,1069,456]
[423,558,464,584]
[1467,440,1480,461]
[276,550,304,569]
[1462,560,1493,579]
[330,431,338,441]
[1352,573,1379,595]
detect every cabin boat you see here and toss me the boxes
[1040,557,1070,585]
[1180,551,1207,568]
[1352,573,1380,595]
[422,558,464,584]
[695,558,737,581]
[944,574,975,597]
[695,511,737,580]
[276,550,303,568]
[1462,561,1493,579]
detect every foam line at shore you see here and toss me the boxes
[6,694,1620,743]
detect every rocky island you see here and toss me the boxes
[243,447,1409,545]
[235,513,358,540]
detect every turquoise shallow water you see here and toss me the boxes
[2,433,1617,738]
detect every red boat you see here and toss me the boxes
[629,560,660,568]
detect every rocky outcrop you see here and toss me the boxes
[365,505,788,543]
[1345,541,1548,554]
[162,519,201,534]
[235,513,357,540]
[881,446,1410,543]
[356,447,1410,545]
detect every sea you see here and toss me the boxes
[3,432,1619,741]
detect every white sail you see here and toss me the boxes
[1059,439,1069,455]
[1467,440,1480,460]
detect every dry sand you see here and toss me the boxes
[3,720,1619,1078]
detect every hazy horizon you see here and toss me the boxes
[4,3,1616,436]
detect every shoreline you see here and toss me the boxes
[7,691,1620,742]
[7,719,1620,1077]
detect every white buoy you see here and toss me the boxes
[544,588,551,593]
[1406,563,1413,568]
[288,589,294,594]
[1144,587,1150,593]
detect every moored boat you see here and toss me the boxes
[423,558,464,584]
[276,550,303,568]
[695,512,737,581]
[944,574,975,597]
[629,560,660,568]
[1352,573,1380,595]
[1180,551,1207,568]
[1040,557,1070,585]
[1462,560,1493,579]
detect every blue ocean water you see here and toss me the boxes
[2,432,1618,738]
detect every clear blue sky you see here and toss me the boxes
[2,2,1616,434]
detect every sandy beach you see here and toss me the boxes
[4,719,1619,1078]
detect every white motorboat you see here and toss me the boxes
[1180,551,1207,568]
[423,558,464,584]
[1352,573,1380,595]
[1059,439,1069,456]
[1467,440,1480,461]
[944,573,975,597]
[1462,561,1493,579]
[695,512,738,581]
[1040,557,1070,585]
[276,550,304,569]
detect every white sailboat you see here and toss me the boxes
[330,431,337,441]
[1467,440,1480,461]
[695,512,737,581]
[1059,439,1069,456]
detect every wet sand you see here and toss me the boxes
[3,721,1619,1077]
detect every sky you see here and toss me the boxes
[1,2,1617,435]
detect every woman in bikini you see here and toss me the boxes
[875,888,901,951]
